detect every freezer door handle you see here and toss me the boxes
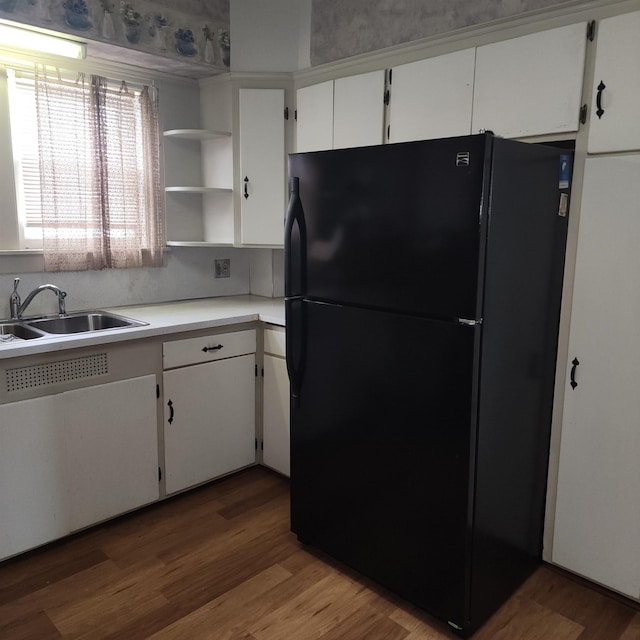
[457,318,482,326]
[284,176,306,298]
[285,298,306,405]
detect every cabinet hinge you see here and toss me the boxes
[579,104,588,125]
[255,437,258,451]
[387,124,390,141]
[294,109,297,121]
[383,89,390,106]
[255,364,258,377]
[586,20,596,42]
[284,106,289,120]
[388,68,392,84]
[158,467,162,481]
[156,383,160,399]
[261,439,264,451]
[261,367,264,377]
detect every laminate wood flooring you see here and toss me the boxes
[0,466,638,639]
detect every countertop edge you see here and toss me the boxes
[0,295,285,360]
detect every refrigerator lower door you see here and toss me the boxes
[290,300,477,628]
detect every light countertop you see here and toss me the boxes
[0,295,285,360]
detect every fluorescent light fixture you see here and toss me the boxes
[0,23,85,59]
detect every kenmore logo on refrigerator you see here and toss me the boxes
[456,152,470,167]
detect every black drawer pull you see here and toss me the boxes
[202,344,224,353]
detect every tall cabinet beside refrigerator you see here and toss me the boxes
[285,133,570,637]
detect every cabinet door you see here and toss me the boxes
[333,70,386,149]
[296,81,334,152]
[164,354,256,494]
[64,376,159,532]
[0,395,69,560]
[239,88,285,246]
[552,155,640,599]
[472,23,587,138]
[263,354,290,477]
[587,11,640,153]
[388,49,475,143]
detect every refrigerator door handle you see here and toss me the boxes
[457,318,482,326]
[285,297,305,406]
[284,176,307,298]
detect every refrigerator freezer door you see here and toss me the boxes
[290,300,477,627]
[288,135,489,320]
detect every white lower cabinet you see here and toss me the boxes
[0,374,159,561]
[163,330,256,494]
[64,376,159,532]
[262,328,290,476]
[0,394,68,560]
[552,154,640,600]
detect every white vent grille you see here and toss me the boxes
[6,353,108,392]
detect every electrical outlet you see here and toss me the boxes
[214,258,230,278]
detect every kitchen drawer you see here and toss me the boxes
[264,327,285,358]
[163,329,256,370]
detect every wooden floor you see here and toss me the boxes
[0,467,638,640]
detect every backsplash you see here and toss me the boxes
[0,246,253,318]
[0,0,230,77]
[310,0,573,65]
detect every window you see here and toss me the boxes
[7,68,164,271]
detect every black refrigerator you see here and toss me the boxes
[284,133,570,637]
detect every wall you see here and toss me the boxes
[0,0,230,77]
[310,0,577,65]
[0,54,257,314]
[0,246,251,318]
[230,0,311,72]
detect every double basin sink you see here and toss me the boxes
[0,311,148,341]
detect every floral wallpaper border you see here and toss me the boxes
[0,0,230,73]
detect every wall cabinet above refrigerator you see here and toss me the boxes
[387,48,475,143]
[471,23,588,138]
[295,22,589,149]
[295,70,386,152]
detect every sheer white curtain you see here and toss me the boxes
[34,70,164,271]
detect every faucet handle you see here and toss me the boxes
[58,289,67,316]
[10,277,21,319]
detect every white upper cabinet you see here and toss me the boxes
[333,70,386,149]
[388,48,475,143]
[296,81,334,152]
[238,88,286,246]
[587,11,640,153]
[472,23,587,138]
[295,70,385,152]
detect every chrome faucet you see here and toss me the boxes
[9,278,67,319]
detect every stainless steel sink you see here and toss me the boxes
[0,322,47,340]
[26,311,148,334]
